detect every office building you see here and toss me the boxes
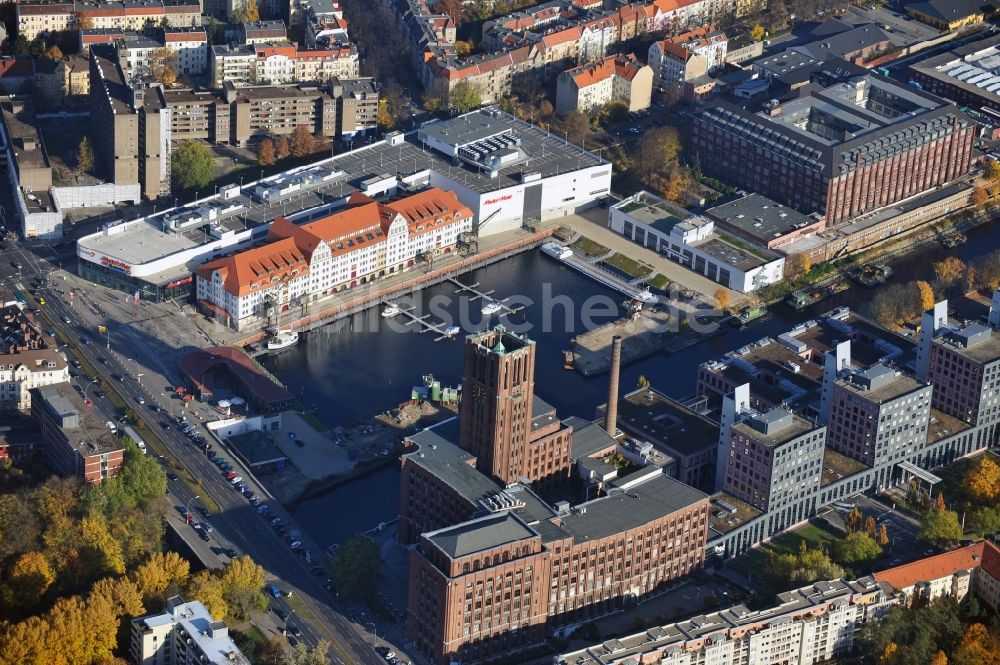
[648,25,727,88]
[608,191,785,293]
[458,327,573,486]
[75,108,610,300]
[31,383,124,483]
[554,53,653,115]
[195,188,474,329]
[401,325,709,664]
[130,596,248,665]
[718,386,825,520]
[704,192,826,253]
[691,61,976,226]
[918,298,1000,427]
[910,33,1000,117]
[0,304,69,411]
[89,44,170,200]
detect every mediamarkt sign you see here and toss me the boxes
[483,193,514,206]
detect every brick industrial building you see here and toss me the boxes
[401,328,709,665]
[691,61,976,226]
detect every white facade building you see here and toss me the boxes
[195,188,474,329]
[609,191,784,293]
[648,26,728,87]
[130,596,248,665]
[210,42,358,86]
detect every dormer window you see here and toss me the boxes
[251,283,259,290]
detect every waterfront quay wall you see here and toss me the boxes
[236,228,554,347]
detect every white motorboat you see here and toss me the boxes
[267,330,299,350]
[382,303,401,318]
[481,300,503,316]
[540,241,573,260]
[444,325,461,336]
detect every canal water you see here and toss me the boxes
[284,218,1000,547]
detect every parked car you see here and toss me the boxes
[135,396,145,405]
[289,541,302,550]
[229,476,243,485]
[272,606,288,621]
[269,585,282,598]
[226,471,237,480]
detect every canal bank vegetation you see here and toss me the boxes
[329,535,383,604]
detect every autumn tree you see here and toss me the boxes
[186,570,228,619]
[149,49,179,87]
[44,45,64,60]
[257,138,277,167]
[376,98,396,132]
[75,10,94,29]
[454,39,474,56]
[931,651,949,665]
[132,551,190,606]
[985,160,1000,180]
[750,23,766,41]
[275,135,290,159]
[244,0,260,22]
[865,515,878,537]
[763,541,845,591]
[845,507,863,534]
[935,491,946,512]
[284,640,333,665]
[435,0,463,24]
[834,531,882,566]
[870,282,923,329]
[916,280,935,311]
[920,508,964,547]
[290,126,315,157]
[560,110,592,146]
[713,288,730,312]
[878,523,890,547]
[7,551,55,609]
[450,80,482,114]
[934,256,966,288]
[77,136,94,173]
[635,126,682,180]
[952,623,1000,665]
[964,456,1000,502]
[972,186,989,206]
[219,556,267,620]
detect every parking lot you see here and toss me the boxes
[818,494,925,566]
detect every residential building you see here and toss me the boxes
[17,0,201,42]
[241,20,287,44]
[609,191,785,293]
[906,0,985,31]
[0,96,61,238]
[910,33,1000,115]
[691,61,976,226]
[105,27,209,77]
[555,53,653,115]
[31,54,90,109]
[648,25,727,89]
[724,34,763,65]
[331,76,377,139]
[557,575,898,665]
[874,542,1000,608]
[0,58,35,96]
[210,41,359,87]
[31,383,124,483]
[130,596,248,665]
[89,44,170,200]
[791,23,891,65]
[0,304,69,410]
[194,188,474,329]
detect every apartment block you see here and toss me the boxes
[210,41,359,87]
[331,76,377,139]
[18,0,200,42]
[81,27,208,76]
[555,53,652,115]
[130,596,247,665]
[0,305,69,410]
[241,19,287,44]
[31,383,123,483]
[648,25,727,88]
[691,61,975,226]
[89,44,170,200]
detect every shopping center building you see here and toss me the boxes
[75,108,611,301]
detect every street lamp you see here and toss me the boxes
[185,494,200,518]
[366,622,378,639]
[162,392,174,417]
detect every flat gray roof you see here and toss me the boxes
[425,511,537,559]
[0,98,48,171]
[615,389,718,457]
[403,423,499,506]
[564,416,617,458]
[707,193,818,243]
[555,472,707,543]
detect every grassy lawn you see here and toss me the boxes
[285,592,317,623]
[730,522,841,579]
[647,274,670,290]
[931,450,1000,507]
[570,236,609,258]
[718,234,773,262]
[605,252,653,279]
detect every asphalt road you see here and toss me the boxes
[6,243,395,664]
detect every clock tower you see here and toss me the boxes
[459,325,536,484]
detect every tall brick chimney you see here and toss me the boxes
[605,336,622,435]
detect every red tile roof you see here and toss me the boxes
[875,542,987,590]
